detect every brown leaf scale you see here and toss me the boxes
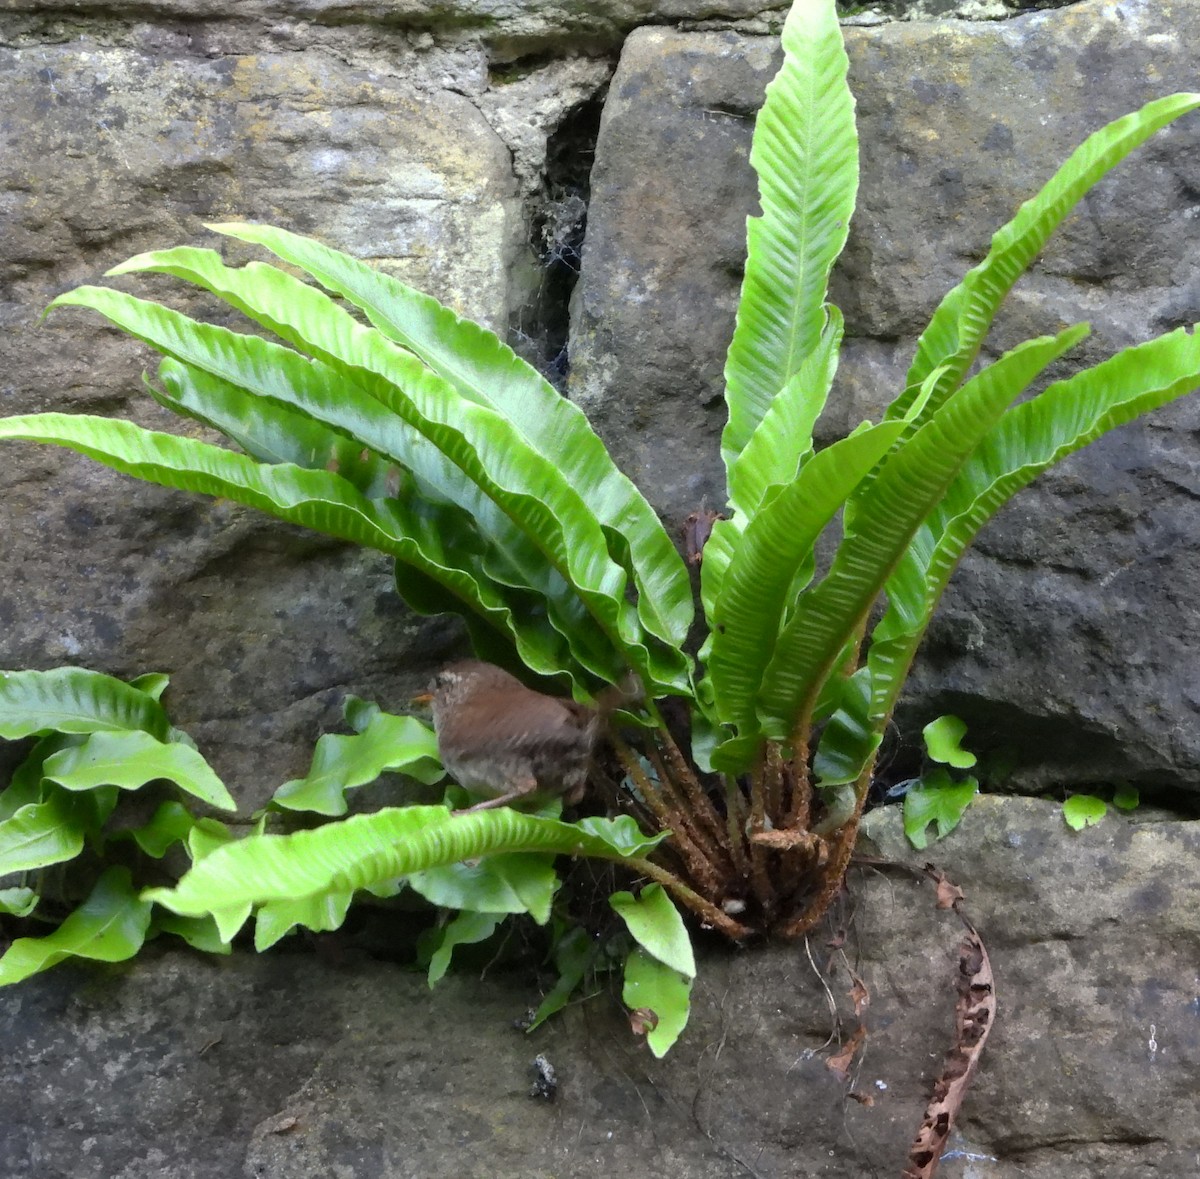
[749,827,822,853]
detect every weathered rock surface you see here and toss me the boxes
[4,0,791,54]
[571,0,1200,791]
[0,0,1082,50]
[866,0,1077,20]
[2,798,1197,1177]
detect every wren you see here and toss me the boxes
[417,660,628,813]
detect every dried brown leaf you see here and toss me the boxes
[849,972,870,1018]
[901,921,996,1179]
[923,865,965,910]
[681,508,721,565]
[825,1022,867,1085]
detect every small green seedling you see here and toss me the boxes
[1112,785,1140,812]
[902,715,980,849]
[1062,784,1140,830]
[1062,794,1108,830]
[921,715,977,770]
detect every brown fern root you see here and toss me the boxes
[763,742,785,825]
[775,768,872,939]
[610,735,725,898]
[610,710,882,940]
[642,742,733,878]
[775,819,857,939]
[784,731,812,830]
[656,724,728,848]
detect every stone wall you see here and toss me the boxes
[3,0,1199,804]
[572,0,1200,792]
[3,799,1198,1178]
[5,3,1200,1177]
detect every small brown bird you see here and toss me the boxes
[415,660,628,814]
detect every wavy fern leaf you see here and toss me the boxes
[758,325,1087,738]
[409,853,559,923]
[727,305,844,522]
[272,703,442,817]
[253,890,355,951]
[43,730,236,812]
[423,911,504,987]
[722,0,857,469]
[0,413,583,683]
[621,947,693,1059]
[0,867,152,987]
[0,794,86,876]
[871,324,1200,729]
[610,883,695,979]
[51,277,683,693]
[145,807,667,916]
[706,419,904,760]
[200,222,694,654]
[897,92,1200,428]
[0,667,171,740]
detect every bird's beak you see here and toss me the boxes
[410,691,434,708]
